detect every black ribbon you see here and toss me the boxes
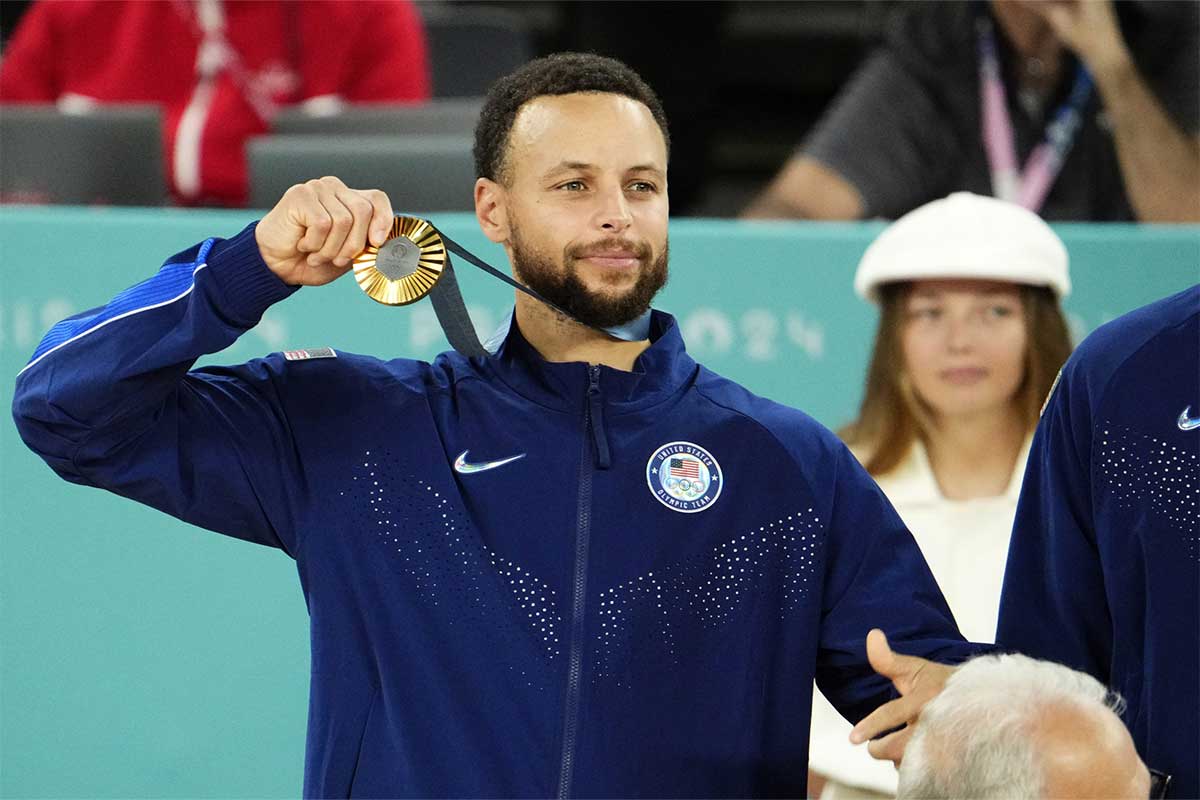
[425,224,625,357]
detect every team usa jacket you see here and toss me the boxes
[998,286,1200,798]
[13,223,978,798]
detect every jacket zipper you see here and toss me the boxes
[556,364,604,798]
[587,364,611,469]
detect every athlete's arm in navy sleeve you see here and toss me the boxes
[815,446,981,725]
[11,223,306,556]
[996,364,1113,680]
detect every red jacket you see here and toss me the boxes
[0,0,430,206]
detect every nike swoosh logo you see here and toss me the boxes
[1178,406,1200,431]
[453,450,526,474]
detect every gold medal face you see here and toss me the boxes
[352,216,446,305]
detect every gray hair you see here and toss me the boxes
[896,653,1124,799]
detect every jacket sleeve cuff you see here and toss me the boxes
[205,222,299,325]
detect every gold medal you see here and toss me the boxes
[352,216,446,305]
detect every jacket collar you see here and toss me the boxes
[477,309,697,413]
[879,435,1033,505]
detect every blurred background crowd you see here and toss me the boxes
[1,0,1195,219]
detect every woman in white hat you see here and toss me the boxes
[808,192,1073,800]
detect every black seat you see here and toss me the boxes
[271,98,483,137]
[422,7,533,98]
[0,104,166,206]
[247,134,476,212]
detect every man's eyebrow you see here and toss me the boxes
[540,162,666,179]
[542,161,596,178]
[628,164,665,177]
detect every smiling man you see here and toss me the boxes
[476,90,669,334]
[13,54,976,797]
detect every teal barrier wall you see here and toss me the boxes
[1,206,1196,796]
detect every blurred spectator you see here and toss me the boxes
[895,653,1150,799]
[743,0,1199,222]
[997,284,1199,798]
[0,0,430,206]
[808,193,1072,799]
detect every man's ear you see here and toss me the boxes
[475,178,509,244]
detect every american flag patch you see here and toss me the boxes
[283,347,337,361]
[669,457,700,478]
[646,441,722,513]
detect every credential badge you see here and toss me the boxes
[646,441,723,513]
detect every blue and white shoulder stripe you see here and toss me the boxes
[19,239,216,376]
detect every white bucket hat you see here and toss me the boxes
[854,192,1071,302]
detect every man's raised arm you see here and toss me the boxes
[12,178,393,555]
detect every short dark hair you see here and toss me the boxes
[473,52,671,183]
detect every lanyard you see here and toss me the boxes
[976,13,1093,212]
[174,0,289,121]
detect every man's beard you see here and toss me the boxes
[510,228,669,329]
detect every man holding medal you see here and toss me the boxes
[743,0,1199,223]
[15,54,977,796]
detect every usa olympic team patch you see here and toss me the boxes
[646,441,723,513]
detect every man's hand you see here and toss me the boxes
[255,176,394,286]
[1019,0,1131,76]
[848,629,954,766]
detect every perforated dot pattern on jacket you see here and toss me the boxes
[1098,425,1199,560]
[339,451,563,689]
[593,509,823,684]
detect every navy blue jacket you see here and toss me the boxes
[14,223,975,798]
[998,286,1199,798]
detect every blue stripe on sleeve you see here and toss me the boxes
[21,239,216,373]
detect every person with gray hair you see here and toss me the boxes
[896,653,1150,799]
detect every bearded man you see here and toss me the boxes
[14,54,974,798]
